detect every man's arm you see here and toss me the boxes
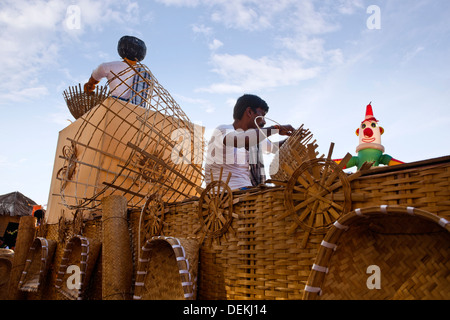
[84,75,100,93]
[223,125,294,149]
[83,63,107,93]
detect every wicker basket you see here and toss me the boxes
[269,125,316,181]
[350,156,450,217]
[18,237,57,293]
[162,187,319,300]
[303,205,450,300]
[63,84,109,120]
[54,235,101,300]
[133,236,199,300]
[30,156,450,300]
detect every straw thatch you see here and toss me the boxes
[0,191,36,217]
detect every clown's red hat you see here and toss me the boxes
[362,102,378,123]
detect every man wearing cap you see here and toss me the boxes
[84,35,147,101]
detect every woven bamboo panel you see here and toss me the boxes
[25,157,450,300]
[36,218,103,300]
[350,158,450,219]
[0,249,13,299]
[54,235,101,300]
[133,236,199,300]
[162,188,322,300]
[303,206,450,300]
[321,229,450,300]
[269,125,316,181]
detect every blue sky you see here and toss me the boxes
[0,0,449,207]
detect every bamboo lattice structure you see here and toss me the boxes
[58,62,204,214]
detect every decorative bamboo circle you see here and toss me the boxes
[285,158,351,234]
[198,178,234,239]
[140,195,165,245]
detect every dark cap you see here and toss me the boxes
[117,35,147,62]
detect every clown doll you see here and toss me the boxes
[336,103,404,170]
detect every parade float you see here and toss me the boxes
[1,37,449,301]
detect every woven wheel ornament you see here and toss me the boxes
[284,151,352,235]
[198,173,234,240]
[140,196,165,245]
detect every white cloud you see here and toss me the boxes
[0,0,141,105]
[0,0,66,30]
[210,1,271,31]
[209,39,223,51]
[287,0,340,35]
[0,87,49,103]
[176,95,216,113]
[198,53,320,93]
[279,35,343,65]
[155,0,200,7]
[192,24,213,36]
[158,0,352,93]
[336,0,364,15]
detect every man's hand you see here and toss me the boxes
[273,125,295,136]
[83,76,100,93]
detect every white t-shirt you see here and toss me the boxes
[204,124,275,190]
[91,61,135,99]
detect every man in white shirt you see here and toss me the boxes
[205,94,295,190]
[84,35,147,101]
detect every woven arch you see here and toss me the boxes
[18,237,57,292]
[303,205,450,300]
[54,235,101,300]
[133,236,199,300]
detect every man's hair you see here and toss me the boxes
[233,94,269,120]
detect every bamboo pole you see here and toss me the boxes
[101,195,133,300]
[7,216,36,300]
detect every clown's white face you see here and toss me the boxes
[357,120,384,145]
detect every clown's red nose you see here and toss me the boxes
[364,128,373,137]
